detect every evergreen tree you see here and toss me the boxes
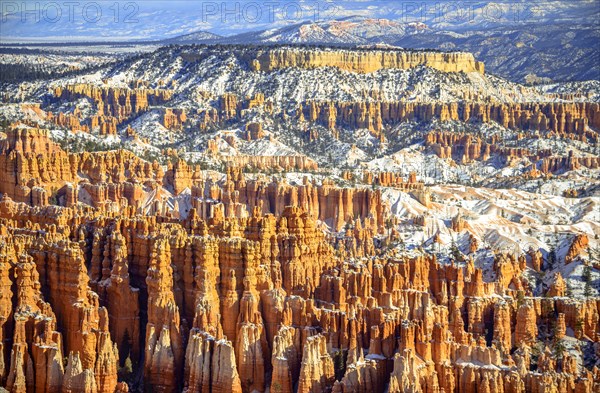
[583,265,593,297]
[450,239,464,262]
[547,248,557,270]
[553,339,566,362]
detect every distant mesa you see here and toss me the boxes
[250,46,485,74]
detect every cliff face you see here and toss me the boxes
[251,48,485,74]
[162,108,187,130]
[0,126,76,205]
[423,131,600,172]
[43,84,175,137]
[54,84,172,121]
[300,100,600,137]
[0,125,164,206]
[218,155,318,172]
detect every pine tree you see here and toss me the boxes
[547,248,557,270]
[583,265,593,297]
[450,239,464,262]
[516,290,525,307]
[385,218,393,238]
[566,282,574,297]
[553,339,566,362]
[118,355,134,382]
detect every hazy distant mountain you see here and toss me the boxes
[163,17,425,46]
[408,0,599,31]
[164,14,599,83]
[162,31,222,44]
[391,23,600,83]
[229,17,426,45]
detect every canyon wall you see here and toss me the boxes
[424,131,600,171]
[300,100,600,137]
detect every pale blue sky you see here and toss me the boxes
[0,0,597,42]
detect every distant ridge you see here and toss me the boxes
[165,16,424,46]
[162,30,223,44]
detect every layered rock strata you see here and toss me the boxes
[251,48,485,74]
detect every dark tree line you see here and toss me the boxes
[0,61,115,84]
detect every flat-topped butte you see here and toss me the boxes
[249,46,485,74]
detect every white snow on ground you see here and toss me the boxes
[381,183,600,297]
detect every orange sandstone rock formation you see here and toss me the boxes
[251,48,485,74]
[0,125,597,393]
